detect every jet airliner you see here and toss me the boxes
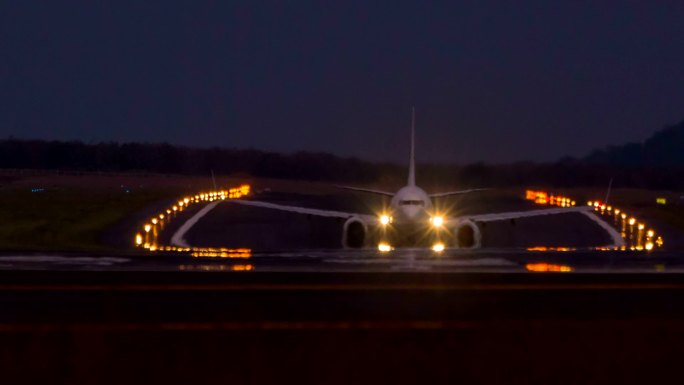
[231,109,589,251]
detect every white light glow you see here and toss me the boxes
[378,243,392,252]
[431,216,444,228]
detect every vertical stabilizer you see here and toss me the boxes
[408,107,416,186]
[604,177,613,205]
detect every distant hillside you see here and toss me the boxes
[585,120,684,167]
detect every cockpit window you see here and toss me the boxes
[399,200,425,206]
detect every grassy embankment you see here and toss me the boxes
[0,189,174,252]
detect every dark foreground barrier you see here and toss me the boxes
[1,271,684,385]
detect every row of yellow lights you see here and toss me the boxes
[587,200,663,251]
[527,246,574,252]
[179,264,254,272]
[526,190,576,207]
[191,249,252,258]
[526,263,573,272]
[527,190,663,252]
[134,185,254,259]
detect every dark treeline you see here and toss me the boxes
[0,139,395,183]
[2,138,684,190]
[417,161,684,190]
[586,119,684,167]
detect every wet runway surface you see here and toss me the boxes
[0,248,679,274]
[0,190,671,273]
[175,191,612,250]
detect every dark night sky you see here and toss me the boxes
[1,1,684,164]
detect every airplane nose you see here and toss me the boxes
[402,206,421,219]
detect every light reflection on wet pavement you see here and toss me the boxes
[0,247,678,274]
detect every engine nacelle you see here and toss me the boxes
[453,219,482,248]
[342,217,367,248]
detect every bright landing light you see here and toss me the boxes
[432,243,445,252]
[431,216,444,228]
[378,243,392,252]
[380,215,391,225]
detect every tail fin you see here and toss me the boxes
[604,177,613,205]
[408,107,416,186]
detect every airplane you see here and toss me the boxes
[230,108,589,251]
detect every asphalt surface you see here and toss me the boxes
[0,249,676,273]
[180,191,611,250]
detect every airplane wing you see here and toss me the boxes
[335,185,395,196]
[462,206,591,223]
[429,188,491,198]
[228,199,379,224]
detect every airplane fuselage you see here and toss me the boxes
[378,184,447,248]
[389,185,433,223]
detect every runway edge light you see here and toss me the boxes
[134,184,253,254]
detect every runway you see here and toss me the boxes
[162,190,617,252]
[0,187,672,273]
[0,248,678,273]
